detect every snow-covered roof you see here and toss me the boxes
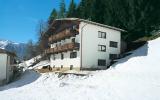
[0,48,16,56]
[54,18,126,32]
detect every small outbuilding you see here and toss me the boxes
[0,49,16,85]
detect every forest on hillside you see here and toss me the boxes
[25,0,160,60]
[48,0,160,41]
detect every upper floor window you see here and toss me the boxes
[110,41,118,48]
[98,31,106,39]
[98,59,106,66]
[70,52,77,58]
[98,45,106,52]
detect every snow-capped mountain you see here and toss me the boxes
[0,39,27,59]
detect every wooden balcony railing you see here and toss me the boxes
[45,42,80,54]
[48,28,79,43]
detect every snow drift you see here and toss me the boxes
[0,37,160,100]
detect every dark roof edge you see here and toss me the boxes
[55,18,126,32]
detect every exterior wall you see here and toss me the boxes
[0,54,7,85]
[0,54,14,85]
[80,22,121,69]
[6,55,14,83]
[50,34,81,70]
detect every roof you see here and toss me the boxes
[0,49,16,56]
[54,18,126,32]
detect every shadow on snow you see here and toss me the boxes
[0,70,41,91]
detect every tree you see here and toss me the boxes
[76,0,94,19]
[25,40,36,60]
[49,8,58,21]
[36,20,48,54]
[67,0,77,17]
[59,0,66,18]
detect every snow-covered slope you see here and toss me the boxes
[0,38,160,100]
[0,39,27,59]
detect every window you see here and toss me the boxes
[70,65,73,70]
[53,55,56,60]
[61,65,63,68]
[98,45,106,52]
[61,53,64,60]
[109,54,118,60]
[72,38,75,43]
[98,31,106,38]
[110,41,118,48]
[70,52,77,58]
[98,59,106,66]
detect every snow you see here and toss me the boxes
[32,60,50,69]
[0,37,160,100]
[24,55,42,67]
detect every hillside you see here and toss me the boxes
[0,39,27,59]
[0,37,160,100]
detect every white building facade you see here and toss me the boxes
[0,49,16,85]
[45,18,124,70]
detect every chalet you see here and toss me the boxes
[45,18,125,71]
[0,49,16,85]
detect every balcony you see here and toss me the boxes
[48,28,79,43]
[45,42,80,54]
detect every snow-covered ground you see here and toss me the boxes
[0,38,160,100]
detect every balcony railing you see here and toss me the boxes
[45,42,80,54]
[48,28,79,43]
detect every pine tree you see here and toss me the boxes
[67,0,77,17]
[59,0,66,18]
[49,8,58,20]
[92,0,105,23]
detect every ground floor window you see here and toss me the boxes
[98,59,106,66]
[109,54,118,60]
[61,65,63,68]
[70,52,77,58]
[61,53,64,60]
[70,65,73,70]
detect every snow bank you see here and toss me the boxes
[0,38,160,100]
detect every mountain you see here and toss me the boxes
[0,39,27,60]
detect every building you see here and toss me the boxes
[0,49,16,85]
[45,18,125,71]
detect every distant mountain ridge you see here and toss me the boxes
[0,39,27,59]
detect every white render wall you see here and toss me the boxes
[80,22,121,69]
[0,54,7,85]
[50,51,80,68]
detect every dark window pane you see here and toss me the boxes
[98,31,106,39]
[110,41,118,48]
[109,54,118,60]
[98,59,106,66]
[70,52,77,58]
[61,53,64,60]
[70,65,73,70]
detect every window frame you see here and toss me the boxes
[98,45,106,52]
[109,54,118,60]
[98,31,106,39]
[98,59,106,66]
[110,41,118,48]
[70,52,77,58]
[61,53,64,60]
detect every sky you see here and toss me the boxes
[0,0,80,43]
